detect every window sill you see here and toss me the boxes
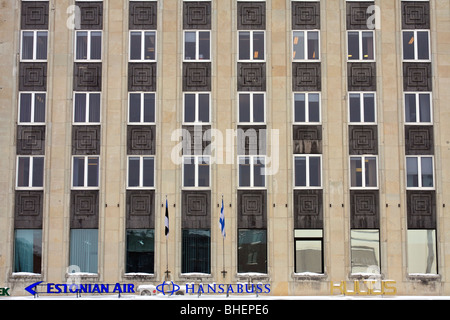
[292,272,327,281]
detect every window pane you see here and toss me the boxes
[362,31,374,60]
[130,32,142,60]
[417,31,429,60]
[198,31,210,60]
[403,31,415,60]
[36,31,48,60]
[17,157,30,187]
[74,93,87,123]
[69,229,98,273]
[405,93,417,122]
[87,157,99,187]
[421,157,433,188]
[363,93,375,122]
[253,31,265,60]
[239,32,250,60]
[295,239,323,273]
[128,157,140,187]
[184,94,196,123]
[308,93,320,122]
[90,32,102,60]
[239,94,251,123]
[184,32,196,60]
[129,93,141,123]
[183,157,195,187]
[294,93,306,122]
[307,31,319,60]
[143,93,155,123]
[76,31,88,60]
[295,157,306,187]
[142,157,154,187]
[293,31,305,60]
[182,229,211,274]
[22,31,34,60]
[144,31,156,60]
[126,229,154,273]
[350,157,362,187]
[365,157,377,187]
[19,93,32,123]
[73,157,85,187]
[253,94,265,123]
[419,94,431,122]
[198,157,210,187]
[89,93,101,123]
[198,94,210,123]
[349,93,361,122]
[309,156,321,187]
[32,157,44,188]
[253,157,265,187]
[239,157,251,187]
[238,229,267,273]
[351,230,380,274]
[14,229,42,273]
[407,230,437,274]
[406,157,418,188]
[34,93,46,123]
[348,32,360,60]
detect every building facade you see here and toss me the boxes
[0,0,450,297]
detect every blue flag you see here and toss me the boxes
[165,199,169,238]
[219,198,226,238]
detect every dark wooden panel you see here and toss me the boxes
[237,63,266,92]
[21,1,49,30]
[405,125,434,155]
[350,190,379,229]
[237,125,266,156]
[129,1,157,30]
[292,63,321,92]
[14,191,44,229]
[182,190,211,229]
[238,190,267,229]
[183,62,211,91]
[292,1,320,30]
[407,190,436,229]
[348,62,377,91]
[348,125,378,155]
[346,1,375,30]
[237,2,266,30]
[127,125,156,155]
[293,125,322,154]
[72,125,101,155]
[126,190,155,229]
[401,1,430,30]
[128,63,157,92]
[403,62,432,92]
[293,189,323,229]
[70,190,99,229]
[17,126,46,156]
[183,1,211,29]
[19,63,47,92]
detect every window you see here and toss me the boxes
[347,31,374,61]
[69,229,98,274]
[294,156,322,188]
[126,229,154,274]
[293,93,320,124]
[75,31,102,61]
[72,156,99,188]
[238,156,265,188]
[293,31,320,61]
[129,93,156,124]
[183,156,210,187]
[407,229,437,274]
[350,156,378,188]
[238,31,265,61]
[21,31,48,61]
[14,229,42,274]
[406,156,434,189]
[350,229,380,274]
[127,156,155,188]
[402,30,430,61]
[294,229,324,274]
[129,31,156,61]
[73,92,101,124]
[182,229,211,274]
[16,156,44,189]
[18,92,46,124]
[348,92,376,123]
[238,93,265,124]
[404,93,432,124]
[184,31,210,61]
[183,93,210,124]
[238,229,267,274]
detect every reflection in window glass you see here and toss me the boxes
[183,157,195,187]
[182,229,211,274]
[126,229,154,273]
[69,229,98,273]
[239,31,250,60]
[350,229,380,274]
[407,229,437,274]
[238,229,267,274]
[14,229,42,273]
[294,230,323,274]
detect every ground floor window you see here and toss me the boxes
[182,229,211,274]
[407,229,437,274]
[294,229,323,274]
[69,229,98,273]
[14,229,42,273]
[126,229,154,274]
[350,229,380,274]
[238,229,267,274]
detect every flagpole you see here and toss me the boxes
[220,194,227,279]
[165,195,169,280]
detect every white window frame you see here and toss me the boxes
[183,92,211,124]
[405,155,435,190]
[71,156,100,189]
[402,30,431,62]
[74,30,102,62]
[346,30,375,62]
[18,92,46,125]
[127,156,155,189]
[73,92,101,125]
[293,92,321,124]
[349,155,378,189]
[129,30,157,62]
[348,92,377,124]
[238,155,266,189]
[238,30,266,62]
[182,155,211,188]
[128,92,156,125]
[20,30,48,62]
[238,92,266,125]
[292,30,321,61]
[293,155,323,189]
[183,30,211,62]
[16,156,45,190]
[404,92,433,125]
